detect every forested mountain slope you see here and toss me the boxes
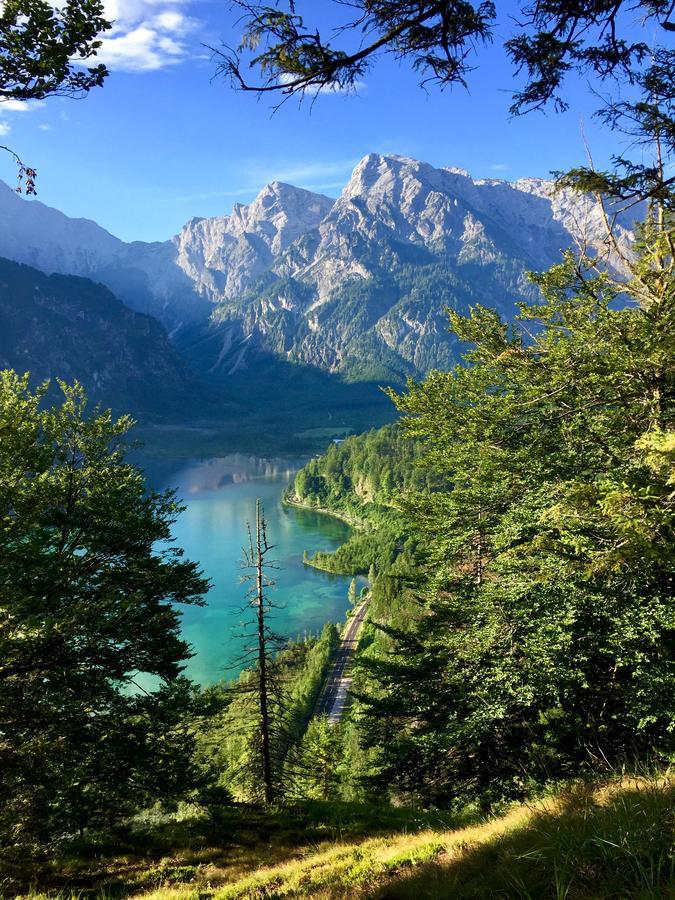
[287,425,426,575]
[0,155,639,384]
[290,425,431,514]
[290,232,674,806]
[0,258,199,416]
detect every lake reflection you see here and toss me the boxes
[150,456,354,685]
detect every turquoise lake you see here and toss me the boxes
[151,455,355,685]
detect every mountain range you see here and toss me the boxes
[0,153,638,438]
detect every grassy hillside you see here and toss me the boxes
[25,775,673,898]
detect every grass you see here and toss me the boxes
[12,775,674,899]
[11,803,472,899]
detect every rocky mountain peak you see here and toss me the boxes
[227,181,334,254]
[336,153,489,230]
[343,153,446,199]
[0,153,641,384]
[169,181,335,304]
[442,166,472,178]
[316,153,486,270]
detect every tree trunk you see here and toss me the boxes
[255,498,274,804]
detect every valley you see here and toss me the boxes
[0,0,675,888]
[2,0,674,892]
[0,153,639,453]
[143,454,361,683]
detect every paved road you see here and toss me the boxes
[315,598,370,725]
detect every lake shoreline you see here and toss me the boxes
[283,495,367,575]
[283,493,364,529]
[154,457,357,684]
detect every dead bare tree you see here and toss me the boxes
[239,498,283,804]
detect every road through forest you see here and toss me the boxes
[315,597,370,725]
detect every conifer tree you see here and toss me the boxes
[231,500,290,804]
[287,716,344,801]
[358,83,675,805]
[348,577,359,606]
[217,0,675,124]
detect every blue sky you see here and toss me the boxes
[0,1,642,242]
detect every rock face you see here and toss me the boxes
[172,182,335,304]
[197,154,634,379]
[0,257,197,415]
[0,154,637,382]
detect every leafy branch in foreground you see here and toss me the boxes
[0,0,109,102]
[0,0,111,191]
[216,0,495,103]
[0,144,36,192]
[215,0,675,114]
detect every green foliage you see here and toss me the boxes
[293,424,432,513]
[73,777,670,899]
[0,258,197,418]
[292,424,431,577]
[285,716,346,801]
[358,224,675,805]
[197,623,340,804]
[218,1,495,98]
[172,332,398,457]
[9,776,673,897]
[146,863,199,887]
[0,372,210,881]
[306,524,401,576]
[219,0,674,124]
[366,779,675,899]
[0,0,109,102]
[348,578,359,606]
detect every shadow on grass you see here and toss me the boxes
[366,779,675,900]
[14,800,477,898]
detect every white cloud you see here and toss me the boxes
[94,25,184,71]
[152,10,187,31]
[0,99,44,113]
[91,0,199,72]
[489,163,508,172]
[0,0,197,74]
[278,72,366,96]
[38,123,51,131]
[0,99,45,136]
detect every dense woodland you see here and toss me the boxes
[353,242,673,805]
[288,425,425,575]
[292,424,431,512]
[1,0,674,894]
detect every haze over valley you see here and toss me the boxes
[0,152,637,449]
